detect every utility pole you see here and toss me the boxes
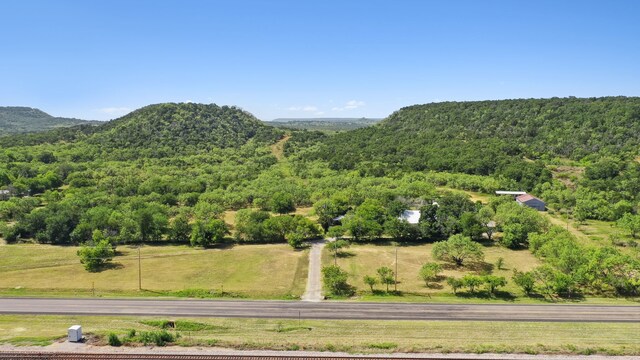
[138,246,142,291]
[394,245,398,292]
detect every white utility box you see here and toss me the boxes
[68,325,82,342]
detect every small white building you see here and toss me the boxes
[398,210,421,225]
[0,190,9,201]
[516,194,546,211]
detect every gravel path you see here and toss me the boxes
[301,239,327,302]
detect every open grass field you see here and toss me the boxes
[436,187,491,203]
[323,242,541,299]
[1,314,640,355]
[544,212,638,252]
[0,243,308,299]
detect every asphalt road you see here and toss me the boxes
[1,298,639,322]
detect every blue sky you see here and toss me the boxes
[1,0,639,121]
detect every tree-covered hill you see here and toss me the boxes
[87,103,283,158]
[300,97,640,181]
[0,106,99,136]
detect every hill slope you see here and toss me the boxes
[302,97,640,177]
[0,106,98,136]
[88,103,282,157]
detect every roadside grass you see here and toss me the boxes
[1,315,640,355]
[0,243,308,299]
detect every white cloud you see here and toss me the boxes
[98,107,131,115]
[314,111,325,116]
[331,100,366,112]
[345,100,365,109]
[287,105,319,112]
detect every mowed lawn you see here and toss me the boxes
[2,315,640,355]
[324,242,541,298]
[0,243,308,298]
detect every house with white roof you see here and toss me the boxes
[398,210,421,224]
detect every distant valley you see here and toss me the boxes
[268,117,382,132]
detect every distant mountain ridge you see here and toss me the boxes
[0,106,99,136]
[268,117,381,132]
[270,117,382,123]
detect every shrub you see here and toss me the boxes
[138,330,176,346]
[107,333,122,347]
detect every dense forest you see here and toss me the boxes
[1,98,640,296]
[0,106,99,136]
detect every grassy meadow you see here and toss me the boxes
[0,243,308,299]
[322,242,542,299]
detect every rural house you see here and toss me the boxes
[398,210,421,225]
[515,194,546,211]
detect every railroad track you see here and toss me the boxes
[0,353,506,360]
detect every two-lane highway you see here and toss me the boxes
[1,298,639,322]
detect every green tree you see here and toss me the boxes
[432,234,484,266]
[482,275,507,295]
[495,202,548,248]
[234,209,270,243]
[326,225,345,239]
[617,213,640,238]
[343,215,383,241]
[477,206,495,240]
[270,192,295,214]
[418,262,442,287]
[168,215,191,243]
[376,266,395,292]
[326,239,350,265]
[462,274,483,292]
[190,219,229,247]
[77,230,115,272]
[512,270,536,295]
[313,198,346,231]
[447,277,463,294]
[384,217,420,242]
[363,275,377,293]
[322,265,352,296]
[460,212,484,241]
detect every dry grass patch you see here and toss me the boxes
[0,243,308,298]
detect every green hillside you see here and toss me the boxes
[88,103,283,158]
[299,96,640,182]
[0,106,98,136]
